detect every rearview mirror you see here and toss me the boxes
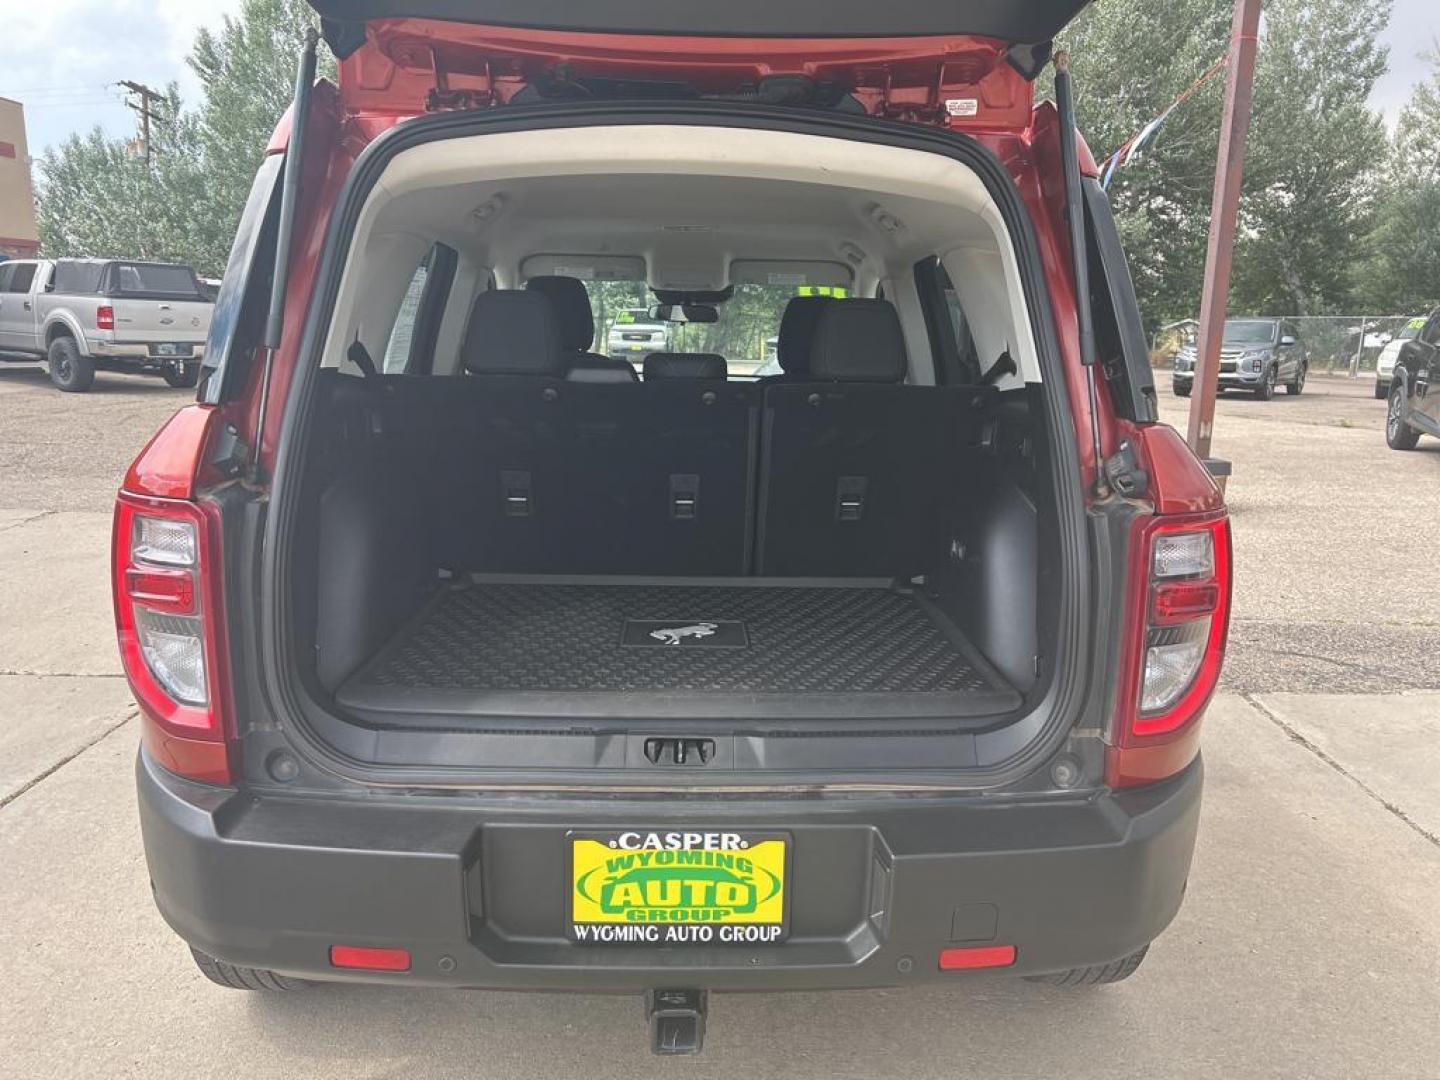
[1280,335,1297,346]
[650,303,719,324]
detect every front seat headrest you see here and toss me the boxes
[776,296,834,375]
[808,299,907,383]
[643,353,728,381]
[461,290,567,377]
[525,275,596,353]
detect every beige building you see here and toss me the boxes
[0,97,40,259]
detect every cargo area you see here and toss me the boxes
[334,576,1021,722]
[274,121,1080,772]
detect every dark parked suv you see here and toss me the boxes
[116,0,1231,1055]
[1385,307,1440,451]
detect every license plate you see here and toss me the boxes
[568,831,789,945]
[151,344,193,357]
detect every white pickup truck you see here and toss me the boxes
[0,258,213,392]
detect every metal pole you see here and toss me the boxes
[1187,0,1263,459]
[1349,316,1367,379]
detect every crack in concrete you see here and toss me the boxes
[0,710,137,811]
[1243,692,1440,851]
[0,509,56,533]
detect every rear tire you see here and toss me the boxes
[162,360,201,389]
[47,336,94,393]
[1285,363,1306,395]
[1026,945,1149,987]
[1374,381,1389,400]
[1172,382,1191,398]
[189,947,307,991]
[1386,384,1421,451]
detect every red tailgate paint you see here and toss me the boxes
[335,20,1035,131]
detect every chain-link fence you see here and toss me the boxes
[1288,316,1418,376]
[1151,315,1425,376]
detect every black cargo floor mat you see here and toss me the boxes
[336,577,1020,722]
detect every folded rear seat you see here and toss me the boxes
[399,289,572,572]
[756,299,994,577]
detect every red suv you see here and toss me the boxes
[117,0,1230,1055]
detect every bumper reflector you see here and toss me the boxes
[938,944,1016,971]
[329,945,411,972]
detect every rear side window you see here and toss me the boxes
[913,256,980,384]
[52,260,105,293]
[383,263,429,373]
[0,265,11,292]
[382,243,458,375]
[6,263,36,293]
[109,263,203,299]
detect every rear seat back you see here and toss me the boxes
[757,299,993,577]
[394,289,754,576]
[397,289,571,571]
[559,380,758,574]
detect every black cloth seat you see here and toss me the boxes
[643,352,727,380]
[756,299,993,577]
[757,295,832,384]
[395,288,755,575]
[525,274,639,383]
[398,289,571,571]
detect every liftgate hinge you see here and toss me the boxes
[1103,439,1150,499]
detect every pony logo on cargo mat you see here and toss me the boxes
[621,619,749,648]
[568,831,789,944]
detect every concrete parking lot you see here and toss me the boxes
[2,363,1438,1078]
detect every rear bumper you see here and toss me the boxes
[91,340,205,361]
[137,748,1203,991]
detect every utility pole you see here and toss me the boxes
[118,80,165,170]
[1188,0,1263,465]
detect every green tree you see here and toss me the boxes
[1361,49,1440,313]
[36,86,214,268]
[187,0,335,271]
[1230,0,1391,316]
[1049,0,1233,331]
[35,0,328,277]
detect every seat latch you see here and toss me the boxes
[835,476,868,522]
[500,470,533,517]
[670,474,700,520]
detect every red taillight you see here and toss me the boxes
[114,407,234,784]
[123,567,196,614]
[939,945,1016,971]
[1108,513,1231,788]
[329,946,411,972]
[97,304,115,331]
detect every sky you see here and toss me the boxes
[0,0,1436,157]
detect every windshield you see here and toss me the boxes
[1223,320,1277,346]
[1396,319,1424,341]
[587,281,849,377]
